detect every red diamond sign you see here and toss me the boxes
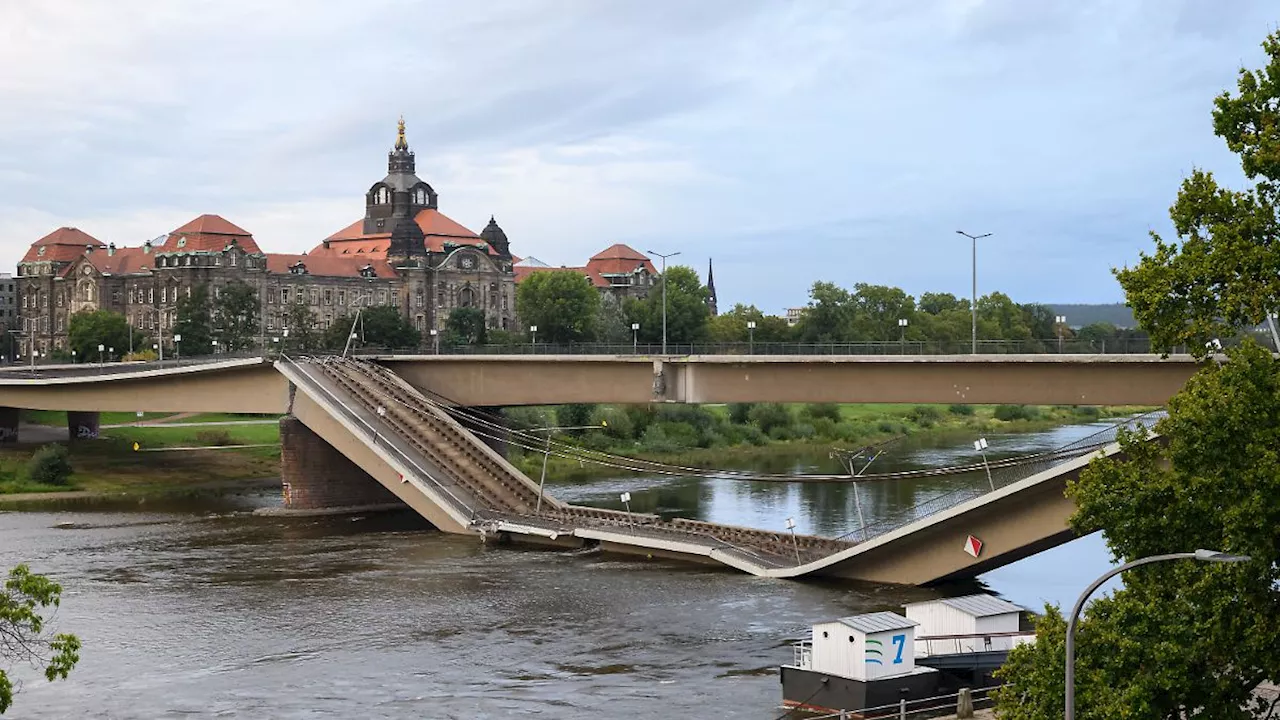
[963,535,983,558]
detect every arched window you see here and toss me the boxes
[459,286,475,308]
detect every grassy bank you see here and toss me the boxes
[0,422,280,499]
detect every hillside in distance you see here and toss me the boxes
[1046,303,1136,328]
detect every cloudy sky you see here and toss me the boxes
[1,1,1275,312]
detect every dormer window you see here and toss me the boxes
[290,262,308,275]
[230,252,237,267]
[373,186,390,204]
[359,265,376,279]
[176,237,187,248]
[413,187,428,205]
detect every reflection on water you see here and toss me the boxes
[0,421,1122,719]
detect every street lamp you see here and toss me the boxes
[529,325,537,353]
[429,328,439,354]
[785,517,801,565]
[898,317,908,354]
[956,230,992,355]
[647,249,681,354]
[173,333,182,361]
[97,343,104,367]
[211,339,218,355]
[529,421,609,513]
[631,322,640,354]
[1065,549,1251,720]
[746,320,757,354]
[1055,315,1068,353]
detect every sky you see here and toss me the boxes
[1,1,1276,313]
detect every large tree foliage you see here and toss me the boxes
[326,306,420,350]
[441,307,486,347]
[280,303,322,353]
[515,270,600,344]
[67,310,131,362]
[1116,32,1280,357]
[212,281,260,352]
[626,265,710,345]
[174,284,213,355]
[1,564,80,714]
[708,303,792,343]
[996,342,1280,718]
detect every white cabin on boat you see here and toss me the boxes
[804,611,920,681]
[904,594,1028,656]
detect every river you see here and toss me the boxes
[0,421,1124,719]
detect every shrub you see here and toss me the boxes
[655,404,716,431]
[907,406,944,427]
[195,429,234,446]
[767,425,795,441]
[123,349,158,362]
[811,417,838,439]
[1073,406,1101,420]
[748,403,793,434]
[653,421,699,449]
[590,406,634,440]
[556,403,597,430]
[740,425,768,446]
[503,406,551,431]
[877,419,897,434]
[802,403,842,423]
[26,444,73,486]
[994,404,1039,422]
[835,421,867,443]
[727,402,756,425]
[948,403,975,416]
[639,424,678,453]
[792,422,816,440]
[625,405,656,436]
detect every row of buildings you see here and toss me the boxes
[12,120,718,357]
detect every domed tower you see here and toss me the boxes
[362,117,437,238]
[480,216,511,259]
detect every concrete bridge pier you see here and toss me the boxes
[278,416,402,511]
[0,407,18,443]
[67,411,100,441]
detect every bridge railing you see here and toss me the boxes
[835,411,1165,544]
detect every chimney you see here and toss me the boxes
[322,239,331,250]
[108,243,116,257]
[143,240,151,255]
[85,245,94,255]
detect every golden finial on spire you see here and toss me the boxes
[395,115,408,150]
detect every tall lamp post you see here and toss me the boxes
[173,333,182,361]
[956,230,991,355]
[630,322,640,354]
[1055,315,1067,353]
[1064,549,1251,720]
[647,249,681,354]
[747,320,756,354]
[529,325,537,353]
[898,317,908,354]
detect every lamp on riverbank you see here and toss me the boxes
[747,320,757,354]
[1065,549,1251,720]
[973,437,994,491]
[956,230,991,355]
[648,249,681,354]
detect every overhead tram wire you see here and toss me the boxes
[339,359,1160,484]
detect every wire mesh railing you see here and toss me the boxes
[835,411,1165,543]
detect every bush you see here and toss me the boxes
[195,429,234,446]
[639,424,679,453]
[26,444,73,486]
[742,425,768,446]
[504,406,551,431]
[802,403,842,423]
[767,425,795,441]
[792,422,816,440]
[653,421,699,449]
[907,406,944,427]
[877,419,898,434]
[948,403,975,416]
[727,402,756,425]
[1073,406,1101,420]
[811,417,838,439]
[654,404,717,431]
[748,403,793,434]
[124,349,158,362]
[590,406,634,440]
[835,421,867,443]
[556,403,597,430]
[625,405,655,437]
[994,404,1039,422]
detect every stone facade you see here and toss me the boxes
[14,119,517,357]
[279,416,401,510]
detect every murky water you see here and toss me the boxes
[0,422,1122,719]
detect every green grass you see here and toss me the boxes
[114,423,280,449]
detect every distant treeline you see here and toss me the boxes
[1047,303,1136,329]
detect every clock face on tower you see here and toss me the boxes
[459,255,476,271]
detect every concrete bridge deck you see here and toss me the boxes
[278,356,1155,583]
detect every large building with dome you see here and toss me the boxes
[14,120,520,357]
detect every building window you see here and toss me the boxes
[459,287,475,308]
[267,315,275,330]
[324,289,332,305]
[267,289,274,304]
[281,288,290,304]
[378,290,387,305]
[310,289,319,305]
[392,290,400,307]
[230,253,237,267]
[338,290,346,306]
[415,289,424,308]
[148,288,154,303]
[56,316,63,332]
[161,287,167,303]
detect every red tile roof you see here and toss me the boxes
[85,247,154,275]
[264,253,396,278]
[585,243,656,276]
[158,214,262,254]
[315,209,494,256]
[20,227,105,263]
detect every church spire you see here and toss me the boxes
[395,115,408,150]
[706,258,718,316]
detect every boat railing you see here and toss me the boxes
[914,630,1037,657]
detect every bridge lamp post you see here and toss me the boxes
[529,325,537,353]
[747,320,757,355]
[97,343,104,369]
[647,249,681,354]
[1056,315,1067,353]
[955,230,991,355]
[785,517,801,565]
[1065,549,1251,720]
[430,328,439,355]
[631,322,640,354]
[620,491,635,534]
[211,339,218,356]
[973,437,994,491]
[898,318,908,354]
[173,333,182,362]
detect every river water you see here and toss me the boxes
[0,422,1123,719]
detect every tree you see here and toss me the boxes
[1116,31,1280,357]
[1,564,81,714]
[708,304,792,343]
[174,284,213,355]
[996,342,1280,718]
[67,310,131,362]
[849,283,916,340]
[626,266,710,344]
[515,270,600,344]
[593,295,631,344]
[212,281,260,352]
[442,307,486,347]
[281,303,322,352]
[796,281,855,342]
[327,306,420,350]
